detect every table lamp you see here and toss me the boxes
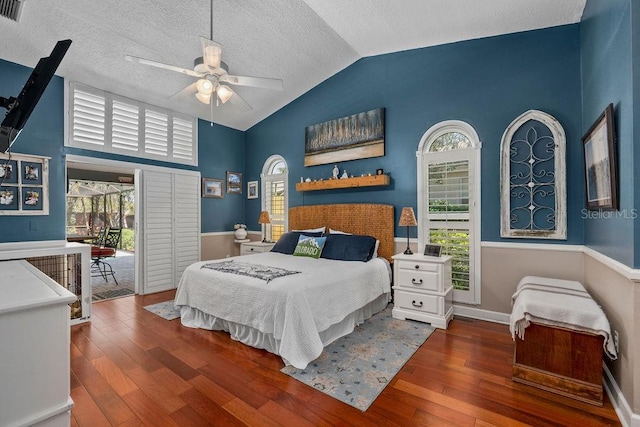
[399,207,417,255]
[258,211,271,242]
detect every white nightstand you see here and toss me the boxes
[241,241,275,255]
[391,253,453,329]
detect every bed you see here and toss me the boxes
[175,203,394,369]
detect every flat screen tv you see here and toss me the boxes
[0,39,72,153]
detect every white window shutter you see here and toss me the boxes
[112,100,139,153]
[67,82,196,166]
[172,117,194,162]
[144,110,169,157]
[72,88,105,147]
[174,173,200,283]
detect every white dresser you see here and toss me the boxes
[241,241,275,255]
[0,260,76,427]
[391,253,453,329]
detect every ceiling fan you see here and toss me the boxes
[124,1,282,112]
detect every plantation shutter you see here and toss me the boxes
[264,178,285,241]
[111,100,139,153]
[142,170,174,294]
[144,110,169,157]
[419,125,480,305]
[140,169,200,295]
[174,173,200,284]
[172,117,194,163]
[426,159,471,294]
[71,88,106,147]
[68,82,197,166]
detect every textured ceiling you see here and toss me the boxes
[0,0,585,131]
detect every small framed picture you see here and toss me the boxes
[21,187,42,210]
[0,187,18,210]
[23,162,42,185]
[376,168,384,175]
[247,180,258,199]
[202,178,223,198]
[424,244,442,257]
[227,171,242,195]
[0,160,18,184]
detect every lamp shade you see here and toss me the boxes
[258,211,271,224]
[216,85,233,104]
[399,207,417,226]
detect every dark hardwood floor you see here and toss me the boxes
[70,291,621,426]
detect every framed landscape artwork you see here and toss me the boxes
[582,103,618,210]
[227,171,243,195]
[304,108,385,166]
[202,178,223,198]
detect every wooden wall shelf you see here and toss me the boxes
[295,174,390,192]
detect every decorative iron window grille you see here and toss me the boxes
[500,110,566,239]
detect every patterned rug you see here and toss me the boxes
[281,305,434,411]
[143,299,181,320]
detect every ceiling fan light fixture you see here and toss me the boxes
[216,85,233,104]
[196,78,213,95]
[195,92,211,104]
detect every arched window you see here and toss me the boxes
[417,121,481,305]
[261,155,288,242]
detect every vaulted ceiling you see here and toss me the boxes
[0,0,586,131]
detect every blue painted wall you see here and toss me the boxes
[245,25,584,241]
[198,120,245,232]
[0,60,66,242]
[581,0,637,267]
[633,0,640,269]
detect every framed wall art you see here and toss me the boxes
[202,178,223,198]
[304,108,385,166]
[227,171,242,195]
[582,103,618,210]
[0,152,49,215]
[247,180,258,199]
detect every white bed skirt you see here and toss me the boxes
[180,292,391,367]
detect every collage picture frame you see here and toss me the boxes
[0,153,49,215]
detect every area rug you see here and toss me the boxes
[143,299,181,320]
[281,305,434,411]
[92,287,135,301]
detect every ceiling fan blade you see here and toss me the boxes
[169,82,198,100]
[219,74,283,91]
[226,87,253,112]
[199,37,222,69]
[125,55,204,78]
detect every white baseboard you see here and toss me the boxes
[453,304,510,325]
[603,363,639,427]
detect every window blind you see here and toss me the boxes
[68,82,196,166]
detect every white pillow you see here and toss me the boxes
[292,226,326,234]
[329,228,351,235]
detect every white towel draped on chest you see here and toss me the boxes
[509,275,617,360]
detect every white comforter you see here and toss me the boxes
[174,252,391,368]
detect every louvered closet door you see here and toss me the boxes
[174,174,200,284]
[140,170,200,294]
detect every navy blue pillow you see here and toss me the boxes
[321,234,377,262]
[271,231,323,255]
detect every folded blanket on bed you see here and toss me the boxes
[201,260,301,283]
[510,276,617,360]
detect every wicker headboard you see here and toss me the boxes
[289,204,395,262]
